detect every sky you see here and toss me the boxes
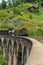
[0,0,7,3]
[0,0,2,3]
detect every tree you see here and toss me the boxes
[12,0,17,6]
[1,0,7,9]
[8,0,12,6]
[12,0,22,6]
[0,3,2,10]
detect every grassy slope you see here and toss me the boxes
[0,3,43,38]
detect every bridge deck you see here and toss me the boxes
[26,38,43,65]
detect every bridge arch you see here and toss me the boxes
[17,43,22,65]
[13,41,17,51]
[8,39,12,53]
[0,38,3,56]
[3,39,7,48]
[23,45,27,65]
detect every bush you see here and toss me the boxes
[28,29,34,36]
[36,28,43,36]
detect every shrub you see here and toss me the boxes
[36,28,43,36]
[29,14,32,19]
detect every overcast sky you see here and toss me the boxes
[0,0,7,3]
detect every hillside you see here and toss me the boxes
[0,3,43,38]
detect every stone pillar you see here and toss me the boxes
[11,40,14,65]
[8,50,11,65]
[8,39,12,65]
[13,39,17,65]
[13,52,17,65]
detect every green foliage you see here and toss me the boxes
[0,46,2,52]
[29,13,32,19]
[0,57,6,65]
[0,3,43,38]
[36,28,43,36]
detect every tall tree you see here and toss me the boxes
[2,0,7,9]
[12,0,17,6]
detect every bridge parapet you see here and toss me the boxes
[0,35,32,65]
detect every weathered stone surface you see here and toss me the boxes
[26,38,43,65]
[0,35,43,65]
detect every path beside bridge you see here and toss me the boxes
[26,38,43,65]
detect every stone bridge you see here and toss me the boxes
[0,35,32,65]
[0,35,43,65]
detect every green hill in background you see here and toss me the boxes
[0,3,43,38]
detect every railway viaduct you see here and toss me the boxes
[0,35,43,65]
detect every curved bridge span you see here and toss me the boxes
[0,35,43,65]
[0,35,32,65]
